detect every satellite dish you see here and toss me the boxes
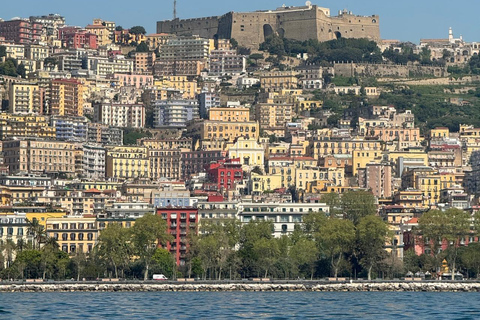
[305,1,312,6]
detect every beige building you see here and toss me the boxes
[132,51,156,74]
[0,114,55,140]
[201,120,259,142]
[9,82,44,114]
[209,107,250,122]
[2,139,76,176]
[148,149,182,180]
[255,103,294,137]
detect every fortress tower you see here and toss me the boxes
[157,3,380,48]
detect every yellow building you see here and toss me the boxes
[260,71,299,92]
[9,186,46,205]
[46,217,98,254]
[415,174,456,207]
[8,82,44,114]
[146,33,175,50]
[296,100,323,113]
[26,212,66,227]
[250,172,283,194]
[0,114,55,140]
[201,120,259,142]
[228,137,265,168]
[106,146,149,179]
[310,139,383,160]
[50,79,85,116]
[429,127,450,140]
[85,24,111,46]
[209,107,250,122]
[154,76,198,99]
[296,167,344,191]
[352,150,383,176]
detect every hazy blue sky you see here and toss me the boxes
[1,0,479,42]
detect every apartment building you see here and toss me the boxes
[0,114,55,140]
[49,79,85,116]
[2,139,76,176]
[153,99,199,128]
[105,146,149,179]
[0,19,42,44]
[8,82,44,114]
[46,217,98,254]
[94,102,145,128]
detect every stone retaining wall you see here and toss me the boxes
[1,282,480,292]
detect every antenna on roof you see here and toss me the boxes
[173,0,177,19]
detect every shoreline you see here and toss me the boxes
[2,281,480,292]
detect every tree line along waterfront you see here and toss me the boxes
[1,192,480,282]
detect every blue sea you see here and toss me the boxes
[1,292,479,319]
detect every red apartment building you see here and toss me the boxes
[157,207,198,266]
[0,19,42,44]
[60,29,97,49]
[207,158,243,191]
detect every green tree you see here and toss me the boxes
[230,38,238,49]
[96,223,132,279]
[131,214,172,280]
[321,192,342,216]
[129,26,146,35]
[253,237,280,278]
[40,237,60,279]
[318,218,355,278]
[459,243,480,278]
[303,211,327,234]
[26,218,46,250]
[238,220,274,277]
[0,45,6,58]
[419,208,471,278]
[16,63,26,78]
[14,250,42,279]
[356,215,390,280]
[151,248,175,278]
[341,190,377,225]
[44,57,58,70]
[136,42,149,52]
[289,238,318,279]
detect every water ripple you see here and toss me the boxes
[0,292,480,319]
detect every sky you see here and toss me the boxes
[1,0,480,43]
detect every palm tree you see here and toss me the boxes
[0,239,17,268]
[26,219,46,250]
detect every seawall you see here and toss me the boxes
[2,282,480,292]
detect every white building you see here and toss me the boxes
[239,202,329,237]
[82,144,106,180]
[93,102,145,128]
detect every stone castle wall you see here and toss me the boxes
[334,62,448,78]
[157,5,380,49]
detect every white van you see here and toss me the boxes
[152,274,168,280]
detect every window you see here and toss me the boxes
[70,233,76,241]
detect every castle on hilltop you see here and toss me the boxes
[157,3,381,49]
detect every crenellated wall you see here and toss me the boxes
[157,5,380,49]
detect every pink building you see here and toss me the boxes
[0,19,42,44]
[111,73,154,89]
[60,29,97,49]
